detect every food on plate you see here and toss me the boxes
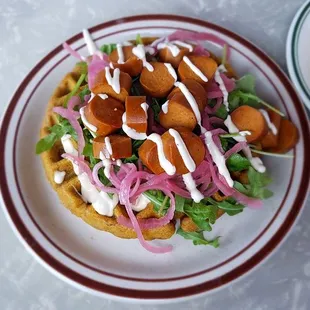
[36,29,299,254]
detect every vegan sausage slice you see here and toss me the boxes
[125,96,148,134]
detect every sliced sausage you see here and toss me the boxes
[125,96,148,133]
[138,139,164,175]
[93,134,132,159]
[91,68,132,102]
[140,62,175,98]
[178,55,218,85]
[84,95,124,136]
[230,105,268,143]
[158,44,193,68]
[109,46,143,77]
[161,128,205,175]
[159,92,199,131]
[261,110,282,149]
[269,119,299,153]
[168,79,207,109]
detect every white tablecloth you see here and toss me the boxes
[1,0,309,309]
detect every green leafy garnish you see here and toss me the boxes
[123,154,139,164]
[76,61,88,74]
[226,153,251,172]
[177,228,220,248]
[234,167,273,199]
[215,104,228,119]
[151,98,162,122]
[78,87,91,101]
[136,34,143,45]
[143,190,170,215]
[35,117,77,154]
[235,74,256,94]
[64,73,87,107]
[175,194,186,212]
[100,44,117,55]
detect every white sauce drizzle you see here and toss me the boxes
[80,106,97,132]
[122,112,147,140]
[168,129,196,172]
[218,64,227,73]
[132,194,150,212]
[132,44,154,72]
[54,170,66,184]
[104,136,113,157]
[164,63,177,81]
[259,109,278,135]
[88,92,96,103]
[224,115,251,142]
[61,136,118,216]
[116,43,125,64]
[174,82,202,126]
[162,100,169,114]
[109,62,114,69]
[182,173,204,203]
[183,56,208,82]
[105,67,120,94]
[157,41,193,57]
[98,94,108,100]
[204,131,234,187]
[82,29,98,55]
[172,40,193,52]
[99,151,112,178]
[242,147,266,173]
[140,102,149,116]
[147,133,176,175]
[214,69,229,111]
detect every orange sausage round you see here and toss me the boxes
[178,55,218,85]
[125,96,148,133]
[140,62,175,98]
[93,134,132,159]
[109,46,143,77]
[230,105,268,143]
[91,68,132,102]
[84,95,124,136]
[158,44,193,69]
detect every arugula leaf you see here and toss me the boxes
[217,199,245,216]
[78,87,91,101]
[228,90,261,109]
[35,117,77,154]
[64,73,86,107]
[82,143,93,157]
[177,228,220,248]
[215,104,228,119]
[235,74,256,94]
[234,167,273,199]
[184,202,218,232]
[143,190,170,215]
[123,154,139,164]
[226,153,251,172]
[100,44,117,55]
[136,34,143,45]
[151,98,162,122]
[175,195,186,212]
[76,61,88,74]
[132,139,144,153]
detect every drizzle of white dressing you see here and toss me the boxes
[183,56,208,82]
[82,29,97,55]
[144,46,155,55]
[105,67,120,94]
[122,112,147,140]
[157,42,180,57]
[140,102,149,117]
[104,136,113,156]
[116,43,125,64]
[164,63,177,81]
[182,173,204,203]
[80,106,97,132]
[147,133,176,175]
[61,135,79,174]
[98,93,108,100]
[54,170,66,184]
[116,159,122,166]
[168,129,196,172]
[214,69,229,111]
[242,147,266,173]
[171,40,193,52]
[132,194,150,212]
[88,92,96,103]
[174,82,201,126]
[259,109,278,135]
[132,44,154,72]
[162,100,169,114]
[224,115,251,142]
[204,131,234,187]
[78,172,118,216]
[217,64,227,73]
[61,136,118,216]
[99,151,112,178]
[109,62,114,69]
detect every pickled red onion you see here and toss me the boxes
[63,42,86,61]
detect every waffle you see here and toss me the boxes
[40,64,175,240]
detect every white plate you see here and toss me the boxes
[0,15,309,303]
[286,0,310,110]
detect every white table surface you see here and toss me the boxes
[0,0,309,309]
